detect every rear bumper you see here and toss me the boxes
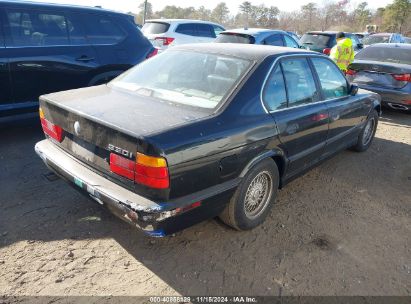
[357,84,411,110]
[35,139,236,236]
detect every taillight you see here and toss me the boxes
[39,108,63,142]
[155,37,174,46]
[403,100,411,105]
[346,69,357,76]
[323,48,331,55]
[146,48,158,59]
[110,153,135,180]
[109,152,169,189]
[135,152,169,189]
[392,73,411,82]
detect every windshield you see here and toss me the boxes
[300,33,332,47]
[362,35,390,45]
[356,46,411,65]
[215,33,255,44]
[142,22,170,34]
[110,50,252,109]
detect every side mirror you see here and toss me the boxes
[349,84,359,96]
[358,43,364,49]
[299,45,306,49]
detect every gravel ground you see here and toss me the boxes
[0,109,410,296]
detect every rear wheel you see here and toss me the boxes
[351,110,378,152]
[219,159,279,231]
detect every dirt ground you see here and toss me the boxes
[0,109,410,297]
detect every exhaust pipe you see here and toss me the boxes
[387,103,409,111]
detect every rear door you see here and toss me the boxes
[81,12,147,69]
[310,57,369,156]
[0,8,13,116]
[4,6,99,104]
[263,57,329,176]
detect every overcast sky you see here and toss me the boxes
[27,0,394,14]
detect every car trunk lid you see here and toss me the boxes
[39,84,211,198]
[348,60,411,89]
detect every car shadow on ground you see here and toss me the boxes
[0,115,410,295]
[380,108,411,128]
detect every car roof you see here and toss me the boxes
[221,28,287,36]
[0,0,123,15]
[170,43,315,61]
[306,31,355,35]
[367,43,411,49]
[146,19,223,26]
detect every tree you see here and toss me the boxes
[137,1,153,24]
[239,1,252,26]
[301,3,317,31]
[353,2,372,30]
[383,0,411,33]
[211,2,230,24]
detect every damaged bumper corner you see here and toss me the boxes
[34,140,177,237]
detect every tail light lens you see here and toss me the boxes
[39,108,63,142]
[346,69,357,76]
[109,152,169,189]
[146,48,158,59]
[392,73,411,82]
[155,37,174,46]
[322,48,331,55]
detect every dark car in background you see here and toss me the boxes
[0,0,155,123]
[347,43,411,111]
[35,44,380,236]
[300,31,363,54]
[362,33,405,47]
[215,28,301,48]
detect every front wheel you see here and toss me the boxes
[219,159,279,231]
[351,110,379,152]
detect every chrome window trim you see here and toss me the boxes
[260,53,349,114]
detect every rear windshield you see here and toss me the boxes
[142,22,170,34]
[356,46,411,65]
[215,33,255,44]
[300,33,332,47]
[362,35,390,45]
[110,50,252,109]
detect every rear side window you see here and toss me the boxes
[142,22,170,34]
[281,58,319,107]
[311,58,348,99]
[196,24,216,38]
[6,9,69,46]
[83,14,125,44]
[213,25,225,36]
[284,35,299,48]
[264,34,283,46]
[175,23,197,36]
[263,65,287,111]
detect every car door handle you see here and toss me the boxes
[76,56,95,62]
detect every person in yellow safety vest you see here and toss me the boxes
[330,32,355,73]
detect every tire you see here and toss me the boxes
[351,110,379,152]
[219,159,279,231]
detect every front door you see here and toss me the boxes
[262,57,329,177]
[310,57,369,157]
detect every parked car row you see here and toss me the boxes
[1,2,407,237]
